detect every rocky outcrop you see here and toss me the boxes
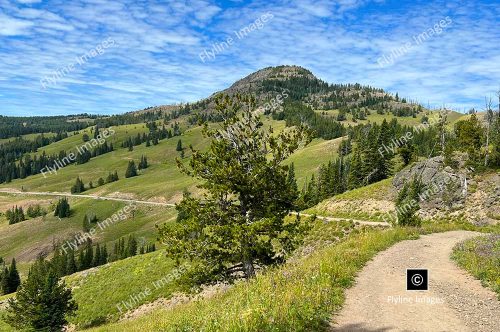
[393,156,468,209]
[393,156,499,224]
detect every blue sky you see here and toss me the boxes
[0,0,498,116]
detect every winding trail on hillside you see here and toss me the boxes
[0,189,176,207]
[331,230,500,332]
[293,212,390,227]
[0,189,392,227]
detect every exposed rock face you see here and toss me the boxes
[393,156,467,209]
[393,156,500,224]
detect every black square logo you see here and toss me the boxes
[406,269,428,291]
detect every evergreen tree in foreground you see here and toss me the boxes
[6,257,77,331]
[158,94,309,280]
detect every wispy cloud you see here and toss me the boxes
[0,0,498,116]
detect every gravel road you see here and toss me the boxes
[331,231,500,332]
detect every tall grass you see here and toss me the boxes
[88,227,419,331]
[86,222,498,332]
[452,234,500,298]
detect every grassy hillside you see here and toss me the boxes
[81,221,497,332]
[0,194,175,265]
[285,137,343,186]
[0,132,57,145]
[0,124,204,201]
[65,251,181,329]
[304,178,395,221]
[315,109,467,128]
[0,116,340,200]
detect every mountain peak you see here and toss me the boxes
[226,65,317,93]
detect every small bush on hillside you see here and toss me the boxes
[26,204,46,218]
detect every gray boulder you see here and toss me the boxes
[393,156,468,210]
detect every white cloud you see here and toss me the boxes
[0,13,33,35]
[0,0,498,115]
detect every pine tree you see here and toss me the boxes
[70,177,85,194]
[5,257,77,331]
[77,250,85,271]
[396,178,422,226]
[176,139,183,151]
[7,258,20,294]
[125,161,138,178]
[287,163,298,201]
[399,144,415,166]
[50,249,67,278]
[93,244,101,267]
[0,266,8,295]
[97,177,105,186]
[127,236,137,257]
[373,119,393,181]
[100,246,108,265]
[138,155,148,170]
[6,206,26,225]
[26,204,44,218]
[82,215,91,232]
[54,197,70,218]
[304,174,318,207]
[67,250,77,275]
[455,113,483,163]
[159,95,308,280]
[83,241,93,270]
[348,147,363,189]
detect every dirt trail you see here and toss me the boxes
[0,190,390,227]
[0,189,175,207]
[331,231,500,332]
[295,212,390,227]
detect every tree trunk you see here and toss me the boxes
[242,257,255,279]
